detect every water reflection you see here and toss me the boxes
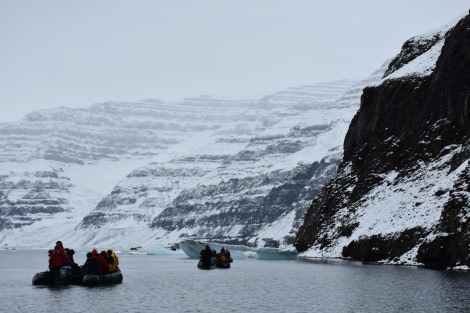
[298,256,470,312]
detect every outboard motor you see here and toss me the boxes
[60,266,72,280]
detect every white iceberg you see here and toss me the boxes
[178,239,298,260]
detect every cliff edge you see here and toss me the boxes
[295,11,470,269]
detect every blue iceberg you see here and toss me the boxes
[146,245,186,256]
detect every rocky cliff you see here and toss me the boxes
[295,12,470,269]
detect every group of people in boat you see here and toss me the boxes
[198,245,232,267]
[82,248,120,275]
[48,240,119,276]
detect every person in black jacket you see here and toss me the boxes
[198,245,213,267]
[82,252,98,275]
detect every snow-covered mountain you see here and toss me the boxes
[7,11,466,265]
[295,11,470,270]
[0,76,380,250]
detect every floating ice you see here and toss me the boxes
[178,239,298,260]
[146,245,186,256]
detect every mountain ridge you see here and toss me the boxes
[0,78,367,250]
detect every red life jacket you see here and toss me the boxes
[50,244,69,267]
[97,254,109,274]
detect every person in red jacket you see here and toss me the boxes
[48,241,71,281]
[91,249,109,274]
[49,241,70,269]
[99,251,110,274]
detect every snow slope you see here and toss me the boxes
[0,77,376,250]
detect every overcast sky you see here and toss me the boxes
[1,1,469,122]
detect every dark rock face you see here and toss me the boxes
[295,13,470,269]
[148,158,340,247]
[342,227,426,263]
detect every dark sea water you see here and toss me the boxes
[2,249,470,313]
